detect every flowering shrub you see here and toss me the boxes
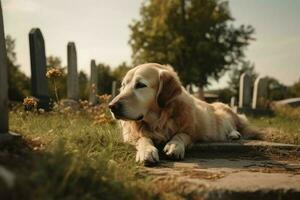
[79,94,115,124]
[23,93,115,125]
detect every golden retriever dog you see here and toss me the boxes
[109,63,259,164]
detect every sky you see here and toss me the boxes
[2,0,300,89]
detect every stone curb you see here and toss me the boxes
[202,188,300,200]
[0,132,21,145]
[189,140,300,154]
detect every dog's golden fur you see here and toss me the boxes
[110,63,259,162]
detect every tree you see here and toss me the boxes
[97,63,116,95]
[290,78,300,97]
[227,60,257,96]
[6,35,31,101]
[112,62,131,82]
[129,0,254,93]
[267,77,290,101]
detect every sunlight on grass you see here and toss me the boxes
[249,106,300,145]
[4,104,300,199]
[6,109,156,200]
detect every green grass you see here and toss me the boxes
[249,116,300,145]
[1,105,300,199]
[1,109,157,200]
[249,105,300,145]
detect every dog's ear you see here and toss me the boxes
[156,70,182,108]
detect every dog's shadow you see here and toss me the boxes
[150,141,296,171]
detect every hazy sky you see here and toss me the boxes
[2,0,300,89]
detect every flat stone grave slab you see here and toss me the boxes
[144,140,300,200]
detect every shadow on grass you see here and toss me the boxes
[0,136,151,200]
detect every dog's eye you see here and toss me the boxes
[134,82,147,89]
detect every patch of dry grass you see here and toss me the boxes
[249,106,300,145]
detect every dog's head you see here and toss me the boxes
[109,63,182,121]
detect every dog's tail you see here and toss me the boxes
[236,114,262,140]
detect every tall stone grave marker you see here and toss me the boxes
[0,2,20,142]
[29,28,50,110]
[89,60,98,105]
[112,81,117,98]
[0,1,8,134]
[230,97,236,108]
[252,77,269,109]
[239,73,252,108]
[67,42,79,100]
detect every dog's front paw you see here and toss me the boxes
[136,146,159,164]
[227,130,242,140]
[163,141,185,160]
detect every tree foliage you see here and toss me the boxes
[129,0,255,87]
[112,62,131,82]
[267,77,290,101]
[290,78,300,97]
[227,60,257,95]
[96,62,132,95]
[97,63,116,95]
[6,35,31,101]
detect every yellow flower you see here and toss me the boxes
[23,97,39,111]
[46,67,64,79]
[23,97,38,107]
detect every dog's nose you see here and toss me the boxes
[108,101,123,115]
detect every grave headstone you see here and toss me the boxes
[0,2,8,134]
[230,97,237,113]
[238,73,252,108]
[112,81,117,98]
[230,97,236,108]
[252,77,269,109]
[67,42,79,100]
[89,60,98,105]
[0,2,20,143]
[29,28,50,110]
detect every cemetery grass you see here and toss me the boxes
[2,108,167,200]
[2,105,300,199]
[249,106,300,145]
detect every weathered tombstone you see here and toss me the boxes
[112,81,117,98]
[0,2,20,143]
[67,42,79,100]
[230,97,236,108]
[238,73,252,108]
[0,2,8,135]
[89,60,98,105]
[230,97,237,113]
[29,28,50,110]
[252,77,269,109]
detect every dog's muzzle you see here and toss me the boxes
[108,101,123,119]
[108,101,143,121]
